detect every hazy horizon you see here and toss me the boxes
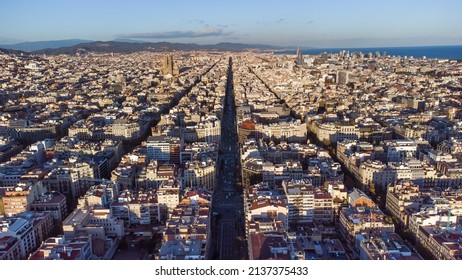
[1,0,462,48]
[2,38,462,50]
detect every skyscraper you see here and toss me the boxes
[296,48,304,66]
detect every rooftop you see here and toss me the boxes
[31,192,66,205]
[249,232,291,260]
[159,239,204,260]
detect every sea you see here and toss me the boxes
[274,45,462,60]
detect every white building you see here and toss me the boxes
[308,119,360,144]
[0,212,53,259]
[157,180,181,222]
[282,180,314,225]
[182,160,216,190]
[384,139,417,162]
[256,119,307,142]
[146,136,182,163]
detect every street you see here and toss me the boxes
[210,57,246,259]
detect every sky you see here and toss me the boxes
[1,0,462,47]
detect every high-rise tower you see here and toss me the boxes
[296,48,303,65]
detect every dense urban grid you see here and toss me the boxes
[0,48,462,260]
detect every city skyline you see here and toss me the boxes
[2,15,462,261]
[2,0,462,265]
[1,0,462,47]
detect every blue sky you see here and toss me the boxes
[1,0,461,47]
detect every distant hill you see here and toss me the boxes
[0,39,93,52]
[112,38,150,43]
[29,41,285,55]
[0,48,26,55]
[212,42,282,50]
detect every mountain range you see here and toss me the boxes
[0,39,289,54]
[0,39,93,52]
